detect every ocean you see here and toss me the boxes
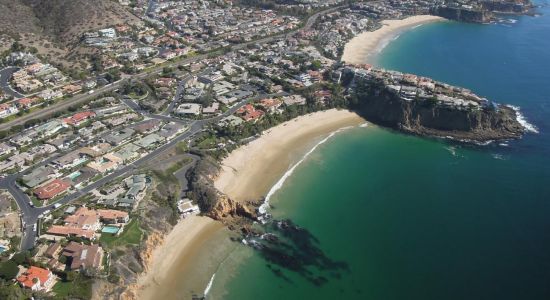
[207,3,550,299]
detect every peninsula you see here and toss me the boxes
[0,0,536,299]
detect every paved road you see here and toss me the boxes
[0,67,25,98]
[164,76,189,116]
[0,5,341,132]
[0,90,286,250]
[0,4,338,250]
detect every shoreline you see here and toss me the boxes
[133,216,232,300]
[131,109,365,298]
[342,15,445,65]
[215,109,366,203]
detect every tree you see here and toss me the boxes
[310,60,322,71]
[10,42,25,52]
[11,251,30,266]
[0,279,29,299]
[90,54,103,73]
[0,261,19,280]
[105,69,121,83]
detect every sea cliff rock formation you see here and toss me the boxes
[343,66,525,142]
[431,0,533,22]
[207,194,257,223]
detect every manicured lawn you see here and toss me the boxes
[99,219,142,248]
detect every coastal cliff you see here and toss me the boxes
[344,66,525,142]
[431,0,533,22]
[431,6,492,23]
[481,0,533,13]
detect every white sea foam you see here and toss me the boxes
[359,122,369,128]
[506,105,539,133]
[258,126,355,215]
[203,273,216,298]
[445,146,457,157]
[492,153,507,160]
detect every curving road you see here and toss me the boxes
[0,4,339,250]
[0,91,287,250]
[0,5,342,132]
[0,67,25,98]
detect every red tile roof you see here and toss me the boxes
[34,179,71,200]
[236,104,265,122]
[17,266,51,289]
[46,225,95,240]
[63,111,96,126]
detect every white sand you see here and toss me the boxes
[342,15,445,65]
[135,215,226,300]
[215,109,365,202]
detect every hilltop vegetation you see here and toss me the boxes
[0,0,141,70]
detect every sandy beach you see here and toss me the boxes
[215,109,365,202]
[342,15,445,65]
[133,109,364,299]
[136,215,234,300]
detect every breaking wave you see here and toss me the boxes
[258,126,355,215]
[506,105,539,133]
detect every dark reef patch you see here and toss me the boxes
[243,218,349,285]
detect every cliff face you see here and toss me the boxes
[431,6,493,23]
[353,89,524,141]
[480,0,533,13]
[208,194,257,223]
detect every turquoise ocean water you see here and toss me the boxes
[208,3,550,299]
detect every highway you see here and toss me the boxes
[0,90,287,250]
[0,5,342,132]
[0,5,340,251]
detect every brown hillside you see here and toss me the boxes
[0,0,142,72]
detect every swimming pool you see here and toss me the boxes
[101,226,120,234]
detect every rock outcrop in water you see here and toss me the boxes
[343,66,525,142]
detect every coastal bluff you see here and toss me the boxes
[430,0,533,23]
[343,66,525,142]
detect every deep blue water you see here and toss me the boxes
[376,3,550,153]
[209,3,550,299]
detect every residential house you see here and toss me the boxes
[22,166,57,188]
[257,98,283,113]
[176,103,202,115]
[51,150,88,170]
[87,153,122,174]
[16,97,40,109]
[158,122,186,139]
[236,104,264,122]
[0,103,19,119]
[63,111,96,127]
[98,209,129,224]
[103,128,135,145]
[282,95,307,106]
[133,133,164,149]
[61,242,104,271]
[34,179,71,200]
[112,143,140,162]
[202,102,220,114]
[132,119,161,134]
[17,266,56,292]
[0,142,15,156]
